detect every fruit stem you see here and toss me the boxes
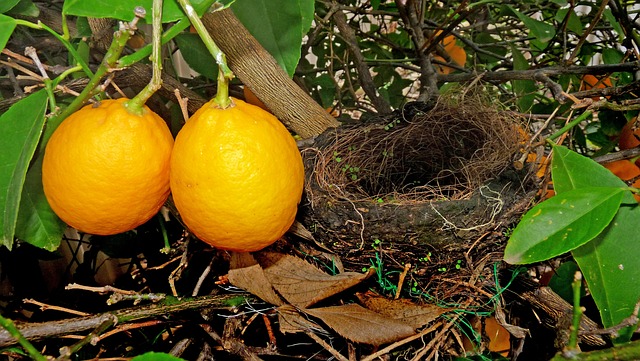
[14,19,93,77]
[567,271,583,352]
[50,9,142,124]
[547,110,593,142]
[125,0,164,116]
[118,17,191,67]
[176,0,234,108]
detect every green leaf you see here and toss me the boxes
[603,9,624,42]
[548,261,585,303]
[231,0,315,77]
[0,0,20,13]
[131,352,186,361]
[551,145,640,341]
[0,90,48,249]
[510,45,537,112]
[63,0,214,23]
[602,48,624,65]
[508,6,556,43]
[0,14,17,51]
[504,186,624,264]
[15,155,66,251]
[7,0,38,17]
[174,33,217,80]
[555,8,583,35]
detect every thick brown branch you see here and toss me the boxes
[201,8,339,139]
[439,62,640,83]
[0,294,247,348]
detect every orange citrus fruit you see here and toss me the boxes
[581,74,612,90]
[42,98,174,235]
[433,34,466,74]
[243,86,270,112]
[170,97,305,252]
[580,74,612,100]
[618,119,640,150]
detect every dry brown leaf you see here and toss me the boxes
[304,304,416,345]
[277,304,325,335]
[255,252,373,308]
[227,252,283,306]
[462,316,511,357]
[356,292,450,330]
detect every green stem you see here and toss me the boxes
[548,110,593,141]
[49,13,141,128]
[175,0,234,108]
[118,17,191,67]
[61,13,70,40]
[567,271,583,351]
[125,0,164,115]
[158,213,171,254]
[52,64,84,88]
[24,46,57,111]
[0,314,47,361]
[59,317,115,358]
[15,19,93,77]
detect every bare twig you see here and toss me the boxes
[23,299,90,317]
[566,0,609,64]
[361,321,442,361]
[332,8,392,113]
[305,330,349,361]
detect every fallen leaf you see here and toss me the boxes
[228,252,283,306]
[277,304,325,335]
[356,292,450,330]
[485,316,511,357]
[255,252,373,308]
[304,304,416,345]
[462,316,511,357]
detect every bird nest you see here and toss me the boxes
[306,93,521,205]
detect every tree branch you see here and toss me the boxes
[0,294,248,348]
[332,8,392,114]
[200,8,339,138]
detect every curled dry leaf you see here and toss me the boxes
[304,304,416,346]
[356,292,450,330]
[255,252,374,308]
[277,304,325,335]
[228,252,283,306]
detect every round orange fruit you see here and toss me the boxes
[170,97,304,252]
[618,119,640,150]
[243,86,270,112]
[42,98,174,235]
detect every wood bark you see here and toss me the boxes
[201,8,340,139]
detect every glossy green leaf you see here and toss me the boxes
[174,33,217,80]
[231,0,315,77]
[510,45,537,112]
[15,155,66,251]
[63,0,214,23]
[548,261,585,303]
[131,352,186,361]
[0,0,20,13]
[504,186,624,264]
[555,8,583,35]
[0,90,48,249]
[552,144,640,341]
[0,14,17,51]
[508,7,556,43]
[7,0,38,17]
